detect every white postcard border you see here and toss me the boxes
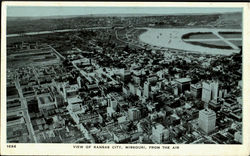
[1,2,250,156]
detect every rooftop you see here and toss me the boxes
[175,78,191,83]
[200,108,216,116]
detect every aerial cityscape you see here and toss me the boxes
[6,7,242,144]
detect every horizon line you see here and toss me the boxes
[7,11,241,18]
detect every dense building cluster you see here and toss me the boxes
[7,14,242,144]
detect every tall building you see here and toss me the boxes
[172,83,178,96]
[219,89,227,98]
[211,81,218,102]
[107,107,115,117]
[190,83,202,98]
[128,108,141,121]
[198,108,216,134]
[107,94,118,111]
[106,95,118,117]
[128,83,136,95]
[202,81,218,103]
[108,99,117,111]
[152,123,169,143]
[119,69,131,82]
[143,81,150,99]
[234,131,242,143]
[77,76,82,88]
[174,78,191,94]
[136,87,143,98]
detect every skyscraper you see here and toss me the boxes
[190,83,202,98]
[143,81,149,99]
[152,123,169,143]
[77,76,82,88]
[128,108,141,121]
[174,78,191,94]
[198,108,216,134]
[201,81,218,103]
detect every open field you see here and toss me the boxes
[138,28,242,55]
[7,48,60,68]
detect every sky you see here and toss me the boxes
[7,6,242,17]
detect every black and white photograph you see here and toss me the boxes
[1,2,250,156]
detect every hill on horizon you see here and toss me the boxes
[7,11,241,21]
